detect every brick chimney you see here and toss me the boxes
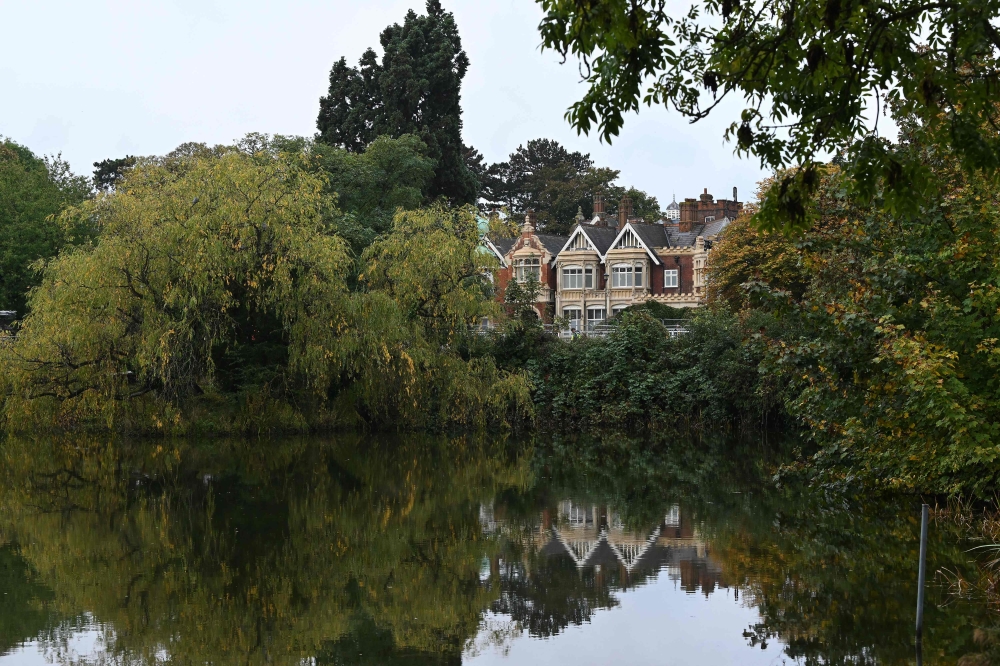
[679,198,697,233]
[593,193,605,215]
[699,188,713,203]
[618,195,633,228]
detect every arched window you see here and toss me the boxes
[611,264,633,288]
[611,304,629,316]
[562,265,584,289]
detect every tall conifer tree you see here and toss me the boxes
[317,1,478,204]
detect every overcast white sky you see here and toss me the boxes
[0,0,768,206]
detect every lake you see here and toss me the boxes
[0,433,991,664]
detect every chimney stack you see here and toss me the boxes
[618,195,633,228]
[593,194,605,215]
[699,188,713,203]
[679,198,697,233]
[733,186,738,202]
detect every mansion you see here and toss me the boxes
[485,188,740,329]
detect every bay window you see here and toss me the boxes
[611,264,633,288]
[562,265,583,289]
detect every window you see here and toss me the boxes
[586,307,606,331]
[514,257,540,282]
[585,266,594,289]
[611,305,628,316]
[563,308,582,326]
[704,215,715,222]
[612,264,633,288]
[635,264,643,287]
[664,269,679,288]
[562,265,583,289]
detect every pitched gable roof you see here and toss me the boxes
[535,233,570,258]
[608,222,666,265]
[558,225,618,259]
[481,236,516,266]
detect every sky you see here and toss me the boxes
[0,0,769,207]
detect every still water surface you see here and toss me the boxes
[0,434,989,664]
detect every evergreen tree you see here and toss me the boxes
[92,155,137,191]
[482,139,661,234]
[317,1,478,204]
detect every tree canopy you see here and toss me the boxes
[536,0,1000,231]
[0,138,530,434]
[481,138,662,234]
[315,134,436,255]
[0,139,91,315]
[317,0,479,204]
[704,114,1000,494]
[92,155,137,191]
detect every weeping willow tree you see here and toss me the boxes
[0,140,531,434]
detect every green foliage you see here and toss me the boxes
[361,204,501,343]
[0,139,91,314]
[706,186,810,308]
[536,0,1000,229]
[0,141,531,434]
[703,115,1000,494]
[92,155,137,191]
[480,138,662,234]
[317,0,478,204]
[531,309,780,431]
[617,299,693,321]
[315,134,435,255]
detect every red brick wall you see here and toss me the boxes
[651,263,664,293]
[658,255,695,294]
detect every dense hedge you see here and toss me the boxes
[527,309,784,432]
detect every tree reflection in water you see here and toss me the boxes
[0,433,993,665]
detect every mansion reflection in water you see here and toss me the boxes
[479,499,729,631]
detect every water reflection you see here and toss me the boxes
[0,434,992,665]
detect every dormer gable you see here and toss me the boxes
[559,226,600,257]
[608,222,663,265]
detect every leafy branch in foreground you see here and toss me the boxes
[537,0,1000,230]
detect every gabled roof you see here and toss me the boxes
[631,224,671,251]
[608,222,666,265]
[558,225,618,259]
[585,227,618,255]
[535,233,570,258]
[481,236,516,266]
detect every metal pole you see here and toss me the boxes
[916,503,929,641]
